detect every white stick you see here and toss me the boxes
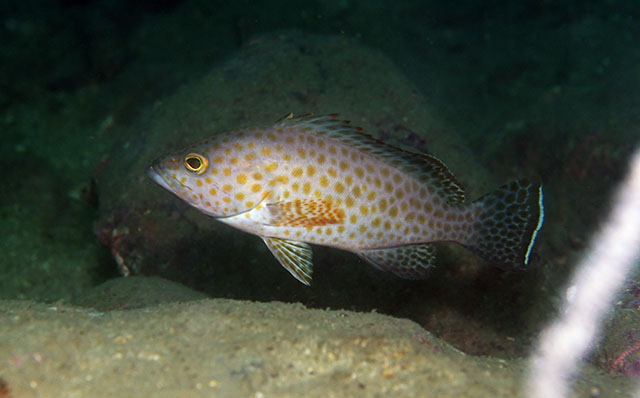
[527,149,640,398]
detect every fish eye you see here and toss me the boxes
[184,153,208,174]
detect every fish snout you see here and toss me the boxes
[146,163,173,192]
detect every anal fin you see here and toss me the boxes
[262,237,313,285]
[358,244,437,279]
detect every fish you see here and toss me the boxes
[147,113,544,285]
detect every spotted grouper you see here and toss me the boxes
[147,113,544,285]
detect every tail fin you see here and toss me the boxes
[464,178,544,269]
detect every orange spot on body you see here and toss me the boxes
[379,198,388,212]
[265,162,278,172]
[389,206,398,217]
[345,175,353,185]
[269,199,345,227]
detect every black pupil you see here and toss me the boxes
[186,157,201,169]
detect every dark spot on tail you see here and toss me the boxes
[465,178,544,269]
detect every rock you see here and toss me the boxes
[592,308,640,376]
[95,31,493,296]
[72,276,208,311]
[1,297,634,397]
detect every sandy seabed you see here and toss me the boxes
[0,277,635,398]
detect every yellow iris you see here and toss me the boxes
[184,153,208,175]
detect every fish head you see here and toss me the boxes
[147,140,268,218]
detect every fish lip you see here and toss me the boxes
[146,164,173,192]
[147,163,195,195]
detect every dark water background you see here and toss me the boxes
[1,0,639,364]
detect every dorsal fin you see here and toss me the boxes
[276,113,466,204]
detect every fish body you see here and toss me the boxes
[148,113,544,285]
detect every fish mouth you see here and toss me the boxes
[146,165,175,192]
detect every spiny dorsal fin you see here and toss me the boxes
[276,113,466,204]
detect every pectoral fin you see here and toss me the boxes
[262,237,314,285]
[266,199,345,227]
[358,244,437,279]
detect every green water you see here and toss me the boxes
[1,0,639,369]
